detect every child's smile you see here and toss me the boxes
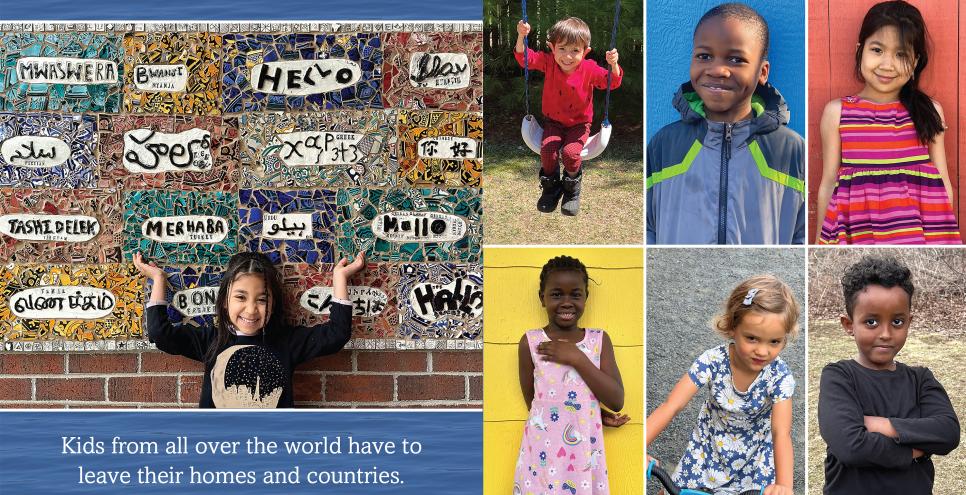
[842,284,911,370]
[228,273,271,336]
[549,41,590,75]
[858,25,915,102]
[690,16,769,123]
[540,270,586,331]
[730,312,787,381]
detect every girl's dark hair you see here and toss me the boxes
[854,0,943,144]
[206,252,286,365]
[538,255,589,295]
[841,255,914,318]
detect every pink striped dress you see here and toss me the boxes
[819,96,961,244]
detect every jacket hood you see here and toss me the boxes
[672,81,790,135]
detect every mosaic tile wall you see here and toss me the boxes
[0,22,483,351]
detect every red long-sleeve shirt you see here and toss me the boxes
[515,47,622,127]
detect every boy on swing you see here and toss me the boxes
[515,16,622,216]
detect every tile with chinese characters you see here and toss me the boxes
[397,110,482,186]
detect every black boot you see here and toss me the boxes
[537,169,563,213]
[560,170,582,216]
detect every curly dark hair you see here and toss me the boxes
[538,255,589,296]
[695,2,770,59]
[841,255,914,317]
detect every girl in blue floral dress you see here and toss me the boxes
[646,275,799,495]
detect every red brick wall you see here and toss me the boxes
[0,350,481,408]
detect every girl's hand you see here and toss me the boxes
[601,409,630,427]
[763,484,792,495]
[517,20,531,37]
[333,252,366,282]
[605,48,619,67]
[133,252,165,281]
[536,339,585,367]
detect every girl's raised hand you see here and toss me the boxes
[333,252,366,281]
[536,339,586,367]
[601,409,630,428]
[133,252,165,281]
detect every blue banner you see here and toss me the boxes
[0,411,481,494]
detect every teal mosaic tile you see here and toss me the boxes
[0,33,123,112]
[123,190,238,264]
[335,187,481,262]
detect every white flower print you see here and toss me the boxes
[778,374,795,399]
[715,386,743,410]
[703,469,729,487]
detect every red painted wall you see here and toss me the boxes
[808,0,964,242]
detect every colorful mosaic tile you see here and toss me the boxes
[282,262,399,340]
[0,33,123,112]
[221,33,383,113]
[397,263,481,340]
[382,32,482,111]
[0,113,98,188]
[97,115,239,191]
[151,265,224,329]
[397,110,482,186]
[123,190,238,264]
[0,263,143,342]
[335,187,481,262]
[122,32,223,115]
[238,188,336,264]
[239,110,397,188]
[0,188,123,264]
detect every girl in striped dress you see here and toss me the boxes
[815,0,960,244]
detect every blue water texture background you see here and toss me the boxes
[0,0,481,20]
[0,411,482,494]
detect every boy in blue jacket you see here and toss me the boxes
[646,3,805,244]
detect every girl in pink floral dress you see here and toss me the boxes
[514,256,628,495]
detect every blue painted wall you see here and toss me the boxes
[646,0,805,141]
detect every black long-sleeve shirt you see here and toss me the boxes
[819,359,960,494]
[146,303,351,408]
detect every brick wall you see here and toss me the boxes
[0,350,481,408]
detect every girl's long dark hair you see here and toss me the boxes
[206,252,286,366]
[854,0,943,144]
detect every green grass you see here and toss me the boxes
[808,321,966,493]
[483,141,643,244]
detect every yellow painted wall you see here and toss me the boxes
[483,247,643,494]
